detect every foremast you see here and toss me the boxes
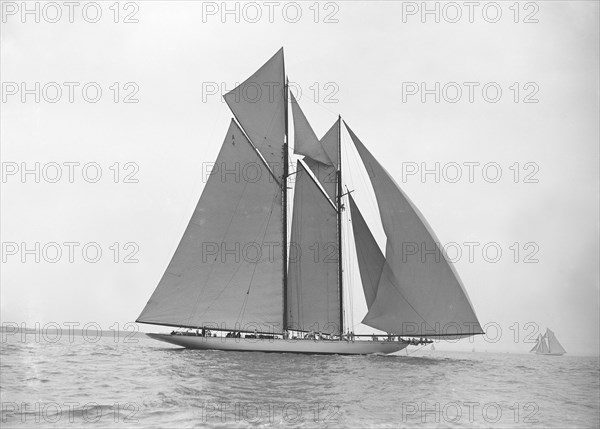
[336,115,344,336]
[282,75,289,333]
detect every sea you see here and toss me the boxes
[1,333,598,428]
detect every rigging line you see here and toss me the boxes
[236,190,279,326]
[405,343,428,356]
[300,91,339,119]
[344,214,355,331]
[289,173,304,330]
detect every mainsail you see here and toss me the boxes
[136,120,284,331]
[287,162,340,333]
[546,329,567,355]
[346,123,483,338]
[224,48,286,181]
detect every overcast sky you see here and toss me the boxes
[1,1,598,354]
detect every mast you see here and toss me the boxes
[282,74,289,332]
[337,115,343,336]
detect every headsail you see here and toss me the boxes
[345,123,483,338]
[224,48,286,180]
[136,120,284,332]
[348,195,383,308]
[539,334,549,353]
[530,335,542,352]
[287,162,340,334]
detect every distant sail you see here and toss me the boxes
[137,120,283,331]
[530,335,542,352]
[290,96,338,201]
[224,49,286,180]
[287,162,340,334]
[539,334,549,353]
[348,195,383,308]
[546,329,567,355]
[346,123,483,338]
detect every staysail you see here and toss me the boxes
[287,162,340,334]
[224,48,286,180]
[136,120,284,331]
[539,334,549,353]
[346,123,483,338]
[348,195,383,308]
[530,335,542,352]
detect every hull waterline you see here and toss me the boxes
[146,333,408,355]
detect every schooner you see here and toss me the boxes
[136,49,484,354]
[530,329,567,356]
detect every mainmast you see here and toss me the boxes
[337,115,343,336]
[282,75,289,332]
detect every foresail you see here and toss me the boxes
[287,163,340,334]
[539,335,549,353]
[137,120,283,332]
[530,336,541,352]
[224,49,285,180]
[346,123,483,338]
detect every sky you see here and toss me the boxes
[1,1,598,355]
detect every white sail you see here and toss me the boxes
[287,162,340,334]
[304,120,340,203]
[346,123,483,338]
[539,334,549,353]
[137,120,284,332]
[530,335,542,352]
[290,95,338,202]
[546,329,567,355]
[348,194,383,308]
[290,93,330,165]
[224,48,286,180]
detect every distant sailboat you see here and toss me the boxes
[430,344,435,351]
[136,48,484,354]
[530,329,566,356]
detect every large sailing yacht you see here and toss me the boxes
[530,329,567,356]
[136,48,484,354]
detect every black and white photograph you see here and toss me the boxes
[1,1,599,427]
